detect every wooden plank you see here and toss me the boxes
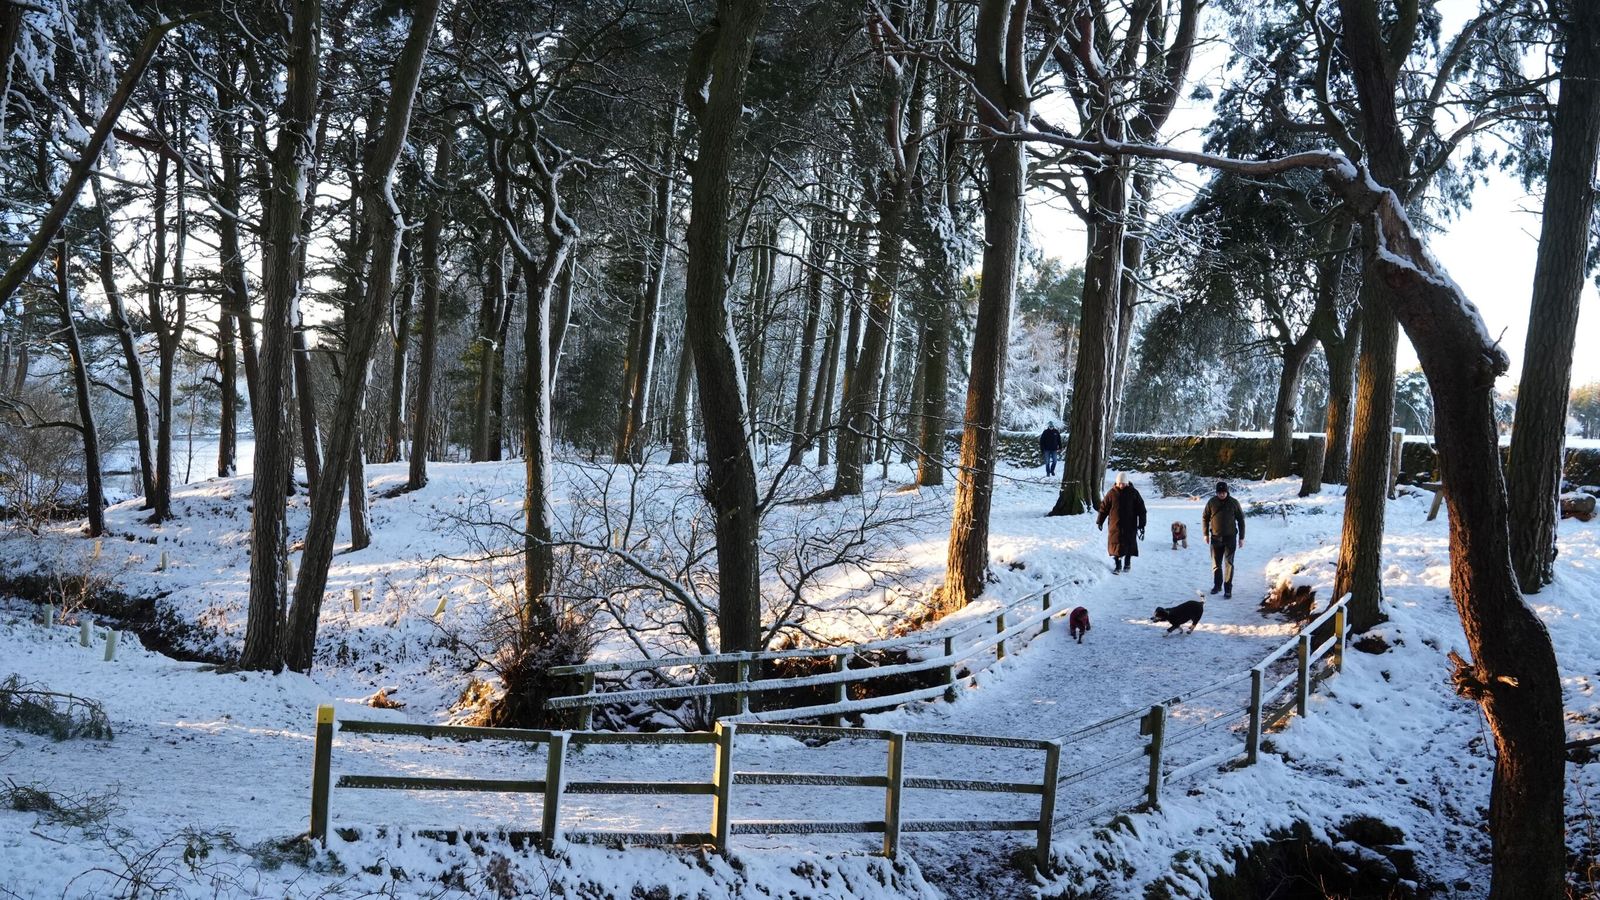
[339,720,556,744]
[711,722,735,853]
[567,830,716,847]
[902,777,1043,794]
[565,780,716,796]
[568,731,717,746]
[1164,746,1239,785]
[336,775,546,793]
[722,683,953,725]
[1056,744,1151,786]
[733,773,888,788]
[731,820,887,835]
[902,730,1052,751]
[900,819,1039,833]
[738,722,898,741]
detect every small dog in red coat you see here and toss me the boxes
[1171,521,1188,549]
[1068,606,1091,644]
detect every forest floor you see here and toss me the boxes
[0,459,1597,898]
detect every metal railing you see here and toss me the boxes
[308,596,1351,866]
[544,581,1073,726]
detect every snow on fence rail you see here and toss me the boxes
[542,581,1074,726]
[306,597,1350,865]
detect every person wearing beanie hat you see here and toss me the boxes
[1202,481,1245,597]
[1096,472,1147,573]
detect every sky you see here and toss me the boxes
[1023,3,1600,390]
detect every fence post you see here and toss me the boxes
[310,705,334,842]
[1332,604,1347,673]
[80,618,91,647]
[883,732,905,859]
[942,636,957,702]
[1246,667,1263,765]
[103,629,117,662]
[572,673,595,731]
[1040,591,1052,634]
[828,652,848,727]
[1296,633,1311,717]
[1143,704,1167,810]
[734,657,751,715]
[995,612,1007,660]
[1035,740,1061,871]
[541,732,568,855]
[711,721,736,853]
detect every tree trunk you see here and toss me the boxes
[1334,276,1397,630]
[383,259,414,464]
[242,0,320,673]
[282,0,440,672]
[90,178,157,502]
[347,428,370,550]
[916,283,949,486]
[667,337,694,464]
[54,242,104,537]
[1052,169,1126,515]
[1266,335,1317,479]
[408,135,453,491]
[1299,434,1326,497]
[1507,0,1600,593]
[681,0,770,700]
[549,254,575,382]
[472,245,507,462]
[1321,304,1361,483]
[787,203,832,464]
[834,242,867,469]
[616,120,676,463]
[147,125,173,522]
[944,0,1027,610]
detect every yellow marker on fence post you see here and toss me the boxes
[1035,740,1062,870]
[310,705,335,842]
[541,732,569,855]
[1143,704,1167,810]
[1332,604,1347,673]
[710,722,737,853]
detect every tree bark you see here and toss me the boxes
[1052,170,1126,515]
[146,100,175,523]
[471,245,507,462]
[90,177,157,502]
[283,0,440,672]
[616,119,677,463]
[944,0,1028,609]
[681,0,770,695]
[1266,334,1317,480]
[787,200,832,464]
[382,257,414,464]
[667,337,694,464]
[1507,0,1600,592]
[54,242,104,537]
[408,135,453,491]
[242,0,320,672]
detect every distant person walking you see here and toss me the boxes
[1097,472,1147,573]
[1039,423,1062,476]
[1203,481,1246,598]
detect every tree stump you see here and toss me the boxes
[1299,434,1326,497]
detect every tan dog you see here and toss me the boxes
[1171,521,1188,550]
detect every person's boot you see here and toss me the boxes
[1123,557,1132,572]
[1113,559,1122,573]
[1224,582,1232,599]
[1210,580,1222,595]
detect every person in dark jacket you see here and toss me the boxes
[1097,472,1147,573]
[1202,481,1246,597]
[1039,424,1063,476]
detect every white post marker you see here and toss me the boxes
[103,629,118,662]
[158,550,168,572]
[350,588,361,613]
[80,618,92,647]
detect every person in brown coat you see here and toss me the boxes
[1097,472,1147,573]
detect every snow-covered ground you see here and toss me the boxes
[0,460,1596,898]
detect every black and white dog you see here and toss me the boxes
[1152,599,1205,634]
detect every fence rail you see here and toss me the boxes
[309,595,1351,867]
[544,580,1074,726]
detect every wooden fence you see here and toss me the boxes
[543,581,1074,727]
[308,597,1350,865]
